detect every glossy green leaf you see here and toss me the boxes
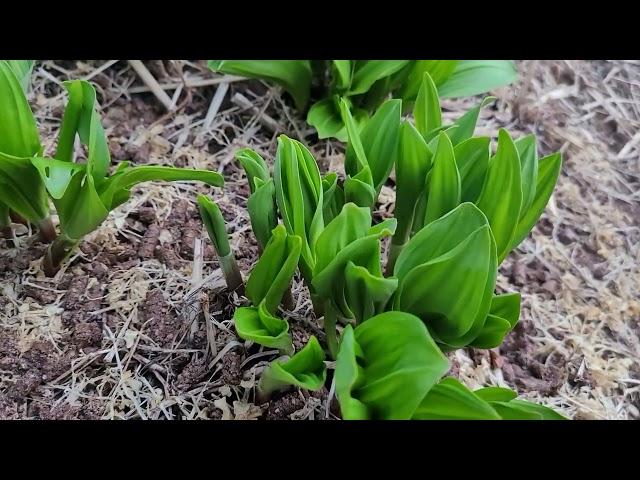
[343,261,398,324]
[348,61,409,96]
[332,60,352,91]
[438,60,518,98]
[55,80,110,182]
[248,178,278,249]
[453,136,491,203]
[508,152,562,252]
[258,336,326,398]
[393,121,432,247]
[6,60,35,93]
[274,135,324,281]
[209,60,312,110]
[447,96,495,146]
[233,301,293,354]
[335,312,449,420]
[236,148,277,248]
[415,377,566,420]
[0,153,49,222]
[414,377,501,420]
[514,134,538,214]
[98,165,223,210]
[307,98,345,141]
[321,172,345,224]
[394,203,497,348]
[343,166,376,208]
[414,72,442,139]
[476,129,523,262]
[197,195,231,257]
[313,203,395,322]
[470,291,521,348]
[395,60,459,103]
[236,148,270,194]
[424,132,461,225]
[0,60,41,158]
[246,224,302,314]
[345,99,401,194]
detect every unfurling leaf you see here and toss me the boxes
[414,377,566,420]
[394,203,498,349]
[475,129,523,263]
[246,224,301,314]
[233,301,293,355]
[335,311,449,420]
[236,148,277,248]
[274,135,324,281]
[258,336,326,399]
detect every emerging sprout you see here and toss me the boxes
[197,194,243,292]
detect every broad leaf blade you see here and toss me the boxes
[209,60,312,111]
[438,60,518,98]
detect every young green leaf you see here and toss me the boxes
[31,80,224,275]
[392,121,432,251]
[348,61,410,96]
[197,195,243,292]
[415,377,566,420]
[312,203,396,325]
[414,71,442,139]
[470,292,520,349]
[423,132,461,225]
[321,172,345,224]
[208,60,312,111]
[274,135,324,282]
[514,134,538,214]
[246,224,302,314]
[475,129,523,263]
[438,60,518,98]
[0,61,49,225]
[6,60,35,93]
[331,60,353,91]
[235,148,270,194]
[344,99,401,193]
[394,203,497,349]
[233,300,293,355]
[446,96,496,146]
[335,312,449,420]
[395,60,459,104]
[306,96,368,142]
[413,377,501,420]
[258,336,326,399]
[236,149,277,248]
[508,152,562,252]
[55,80,110,182]
[454,136,490,203]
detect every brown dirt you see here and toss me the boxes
[1,60,638,419]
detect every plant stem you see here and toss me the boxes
[385,241,405,277]
[220,254,244,294]
[38,217,57,242]
[324,301,339,360]
[0,205,11,242]
[43,235,78,277]
[282,285,295,311]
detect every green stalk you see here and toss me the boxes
[324,300,339,359]
[385,241,405,276]
[43,234,78,277]
[219,253,243,294]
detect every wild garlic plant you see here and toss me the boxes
[198,72,564,418]
[0,66,225,276]
[209,60,517,140]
